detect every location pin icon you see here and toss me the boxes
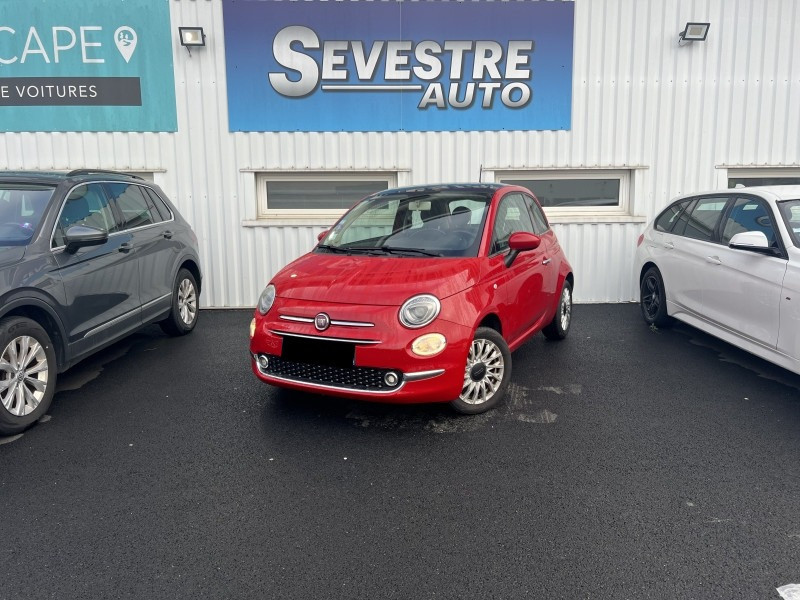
[114,26,138,63]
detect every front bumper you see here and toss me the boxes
[249,299,471,404]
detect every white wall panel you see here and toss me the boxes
[1,0,798,306]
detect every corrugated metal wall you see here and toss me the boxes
[1,0,798,306]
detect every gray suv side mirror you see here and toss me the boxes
[64,225,108,253]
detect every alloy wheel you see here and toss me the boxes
[642,275,661,319]
[0,336,49,417]
[559,286,572,331]
[178,278,197,325]
[460,337,505,405]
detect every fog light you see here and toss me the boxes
[249,318,256,338]
[258,355,269,370]
[384,372,399,387]
[411,333,447,357]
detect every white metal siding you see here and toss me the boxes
[1,0,798,306]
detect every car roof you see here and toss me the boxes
[671,185,800,204]
[371,183,508,198]
[0,170,145,185]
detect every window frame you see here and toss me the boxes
[494,169,632,218]
[725,167,800,189]
[255,172,398,222]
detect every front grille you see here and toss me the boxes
[258,354,402,392]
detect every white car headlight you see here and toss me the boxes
[399,294,441,329]
[257,284,276,315]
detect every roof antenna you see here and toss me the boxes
[478,164,483,183]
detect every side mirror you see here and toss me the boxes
[729,231,774,254]
[317,230,329,242]
[64,225,108,253]
[508,231,541,251]
[505,231,541,267]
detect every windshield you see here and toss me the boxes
[778,199,800,248]
[318,190,491,258]
[0,184,55,246]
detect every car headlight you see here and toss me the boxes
[399,294,441,329]
[257,284,276,315]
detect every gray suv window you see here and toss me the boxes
[106,183,158,230]
[53,183,117,247]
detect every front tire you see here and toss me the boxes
[160,268,199,336]
[640,267,672,327]
[450,327,511,415]
[542,280,573,340]
[0,317,57,436]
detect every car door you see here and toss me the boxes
[655,195,730,316]
[52,182,141,353]
[702,195,786,348]
[490,192,550,344]
[105,182,175,323]
[523,192,559,298]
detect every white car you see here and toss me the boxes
[634,185,800,374]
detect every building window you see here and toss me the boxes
[495,170,631,216]
[256,172,396,220]
[728,168,800,188]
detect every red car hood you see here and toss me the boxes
[272,253,481,306]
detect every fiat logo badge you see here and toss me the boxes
[314,312,331,331]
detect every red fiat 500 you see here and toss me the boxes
[250,183,574,414]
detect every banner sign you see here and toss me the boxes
[223,0,574,132]
[0,0,177,132]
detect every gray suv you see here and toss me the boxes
[0,170,202,435]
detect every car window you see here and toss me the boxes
[673,196,728,241]
[144,187,173,221]
[105,182,158,230]
[655,199,691,233]
[53,183,116,248]
[491,193,536,254]
[777,200,800,248]
[524,193,549,235]
[0,184,54,246]
[721,197,778,248]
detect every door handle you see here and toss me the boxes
[706,255,722,265]
[664,241,675,250]
[542,258,552,265]
[163,230,173,239]
[118,242,133,253]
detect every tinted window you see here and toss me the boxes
[144,187,172,221]
[492,193,536,254]
[729,177,800,187]
[721,197,778,248]
[677,196,728,241]
[106,183,156,229]
[655,199,691,232]
[504,178,620,207]
[53,183,117,247]
[267,180,389,210]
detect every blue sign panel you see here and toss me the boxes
[223,0,573,132]
[0,0,177,132]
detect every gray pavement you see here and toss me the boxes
[1,305,798,600]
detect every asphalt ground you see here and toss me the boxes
[1,305,798,600]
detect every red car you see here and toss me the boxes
[250,183,574,414]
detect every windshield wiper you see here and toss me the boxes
[316,244,351,254]
[377,246,443,257]
[317,244,382,255]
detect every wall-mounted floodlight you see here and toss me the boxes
[678,22,710,45]
[179,27,206,55]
